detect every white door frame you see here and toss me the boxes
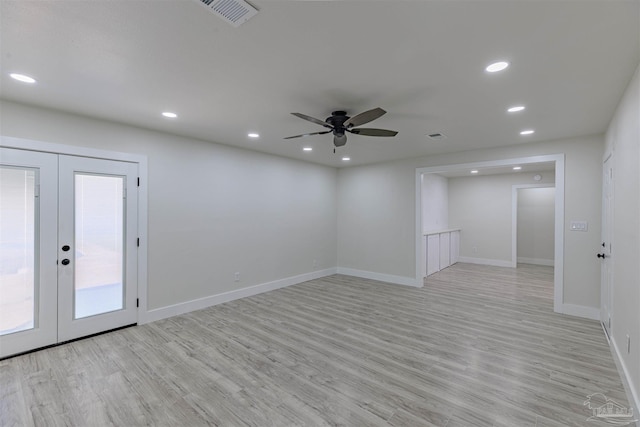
[601,153,613,334]
[415,154,565,314]
[511,184,555,268]
[0,136,149,324]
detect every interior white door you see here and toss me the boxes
[0,149,138,358]
[601,155,613,335]
[57,155,138,342]
[0,148,58,358]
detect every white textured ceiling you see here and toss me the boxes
[1,0,638,167]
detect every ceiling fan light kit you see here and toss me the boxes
[285,107,398,149]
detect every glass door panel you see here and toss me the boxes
[58,155,137,342]
[74,174,125,319]
[0,148,58,359]
[0,167,36,335]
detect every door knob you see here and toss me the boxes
[62,245,70,252]
[597,253,606,259]
[61,259,70,265]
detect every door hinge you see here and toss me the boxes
[137,177,140,187]
[136,298,139,308]
[137,237,140,247]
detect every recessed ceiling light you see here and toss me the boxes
[162,112,177,118]
[9,73,36,84]
[470,170,479,174]
[485,61,509,73]
[303,147,312,151]
[513,166,522,170]
[507,106,525,113]
[342,157,350,161]
[520,129,535,135]
[248,133,260,138]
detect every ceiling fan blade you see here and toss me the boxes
[343,107,386,128]
[333,134,347,147]
[348,128,398,137]
[284,131,331,139]
[291,113,333,129]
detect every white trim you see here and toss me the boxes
[337,267,422,288]
[416,154,565,314]
[561,304,600,320]
[610,332,640,425]
[457,257,513,268]
[0,135,146,164]
[140,268,338,324]
[137,159,149,318]
[554,157,565,314]
[517,257,554,266]
[0,135,149,327]
[423,228,461,235]
[512,183,555,268]
[415,170,423,282]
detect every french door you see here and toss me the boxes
[0,148,138,358]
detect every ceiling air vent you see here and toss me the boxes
[197,0,258,27]
[427,133,446,140]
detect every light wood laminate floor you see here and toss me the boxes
[0,263,629,426]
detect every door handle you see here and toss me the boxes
[61,259,70,265]
[597,253,606,259]
[62,245,70,252]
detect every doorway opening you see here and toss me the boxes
[415,154,565,314]
[512,185,556,268]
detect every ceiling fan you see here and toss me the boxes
[284,107,398,149]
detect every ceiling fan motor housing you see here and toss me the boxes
[327,111,349,138]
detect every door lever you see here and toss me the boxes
[597,253,606,259]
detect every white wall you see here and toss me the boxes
[421,174,448,232]
[337,159,416,279]
[517,187,555,265]
[604,64,640,413]
[337,135,603,309]
[447,172,555,265]
[0,100,338,313]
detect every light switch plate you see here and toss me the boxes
[570,221,588,231]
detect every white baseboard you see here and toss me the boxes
[517,257,554,266]
[336,267,422,288]
[561,303,600,320]
[140,268,337,324]
[610,335,640,426]
[457,256,513,268]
